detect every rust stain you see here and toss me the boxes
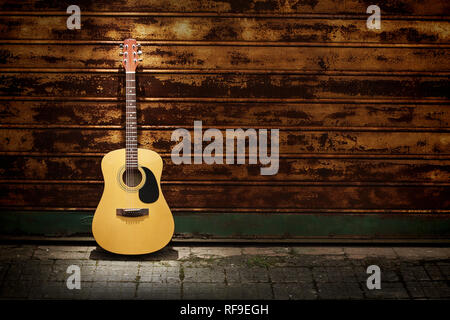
[0,0,449,215]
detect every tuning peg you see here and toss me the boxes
[119,44,123,48]
[119,52,123,56]
[138,58,143,62]
[137,44,141,48]
[137,50,142,55]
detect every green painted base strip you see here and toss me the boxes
[0,211,93,236]
[174,212,450,239]
[0,211,449,240]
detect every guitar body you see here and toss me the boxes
[92,148,174,255]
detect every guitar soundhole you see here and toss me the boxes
[122,168,142,187]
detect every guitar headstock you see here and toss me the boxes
[119,39,142,72]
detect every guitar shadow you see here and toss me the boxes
[89,245,179,261]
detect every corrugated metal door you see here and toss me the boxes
[0,0,449,240]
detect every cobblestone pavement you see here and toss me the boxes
[0,244,449,300]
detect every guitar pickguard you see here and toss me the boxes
[139,166,159,203]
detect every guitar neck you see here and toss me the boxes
[125,71,138,169]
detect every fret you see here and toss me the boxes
[125,71,138,169]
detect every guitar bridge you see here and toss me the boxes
[116,208,149,217]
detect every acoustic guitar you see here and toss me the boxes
[92,39,174,255]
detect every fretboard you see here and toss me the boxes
[125,72,138,169]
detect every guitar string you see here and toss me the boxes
[126,71,137,210]
[127,72,131,210]
[126,71,130,211]
[126,70,128,202]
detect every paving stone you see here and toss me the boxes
[225,283,273,300]
[355,265,400,282]
[242,247,290,256]
[288,255,348,268]
[181,260,219,268]
[352,266,369,282]
[224,266,241,283]
[312,267,329,283]
[420,282,450,299]
[313,266,357,283]
[29,280,88,299]
[4,261,53,283]
[80,259,97,266]
[405,281,450,299]
[326,266,358,283]
[393,247,450,260]
[0,246,35,261]
[0,244,449,300]
[345,247,398,259]
[136,282,181,299]
[317,282,364,299]
[173,247,191,260]
[363,282,410,299]
[33,248,89,260]
[400,265,431,281]
[118,269,139,282]
[80,265,97,282]
[50,263,78,282]
[241,267,270,283]
[183,267,225,283]
[91,268,117,282]
[437,264,450,280]
[291,247,344,256]
[183,282,229,299]
[0,263,9,284]
[0,280,32,298]
[107,282,137,299]
[225,266,269,283]
[381,270,401,282]
[423,264,446,281]
[84,246,98,253]
[48,263,93,285]
[190,247,242,258]
[404,281,427,299]
[273,282,317,300]
[95,261,114,268]
[317,255,350,267]
[88,281,137,299]
[269,267,313,283]
[95,262,141,282]
[139,265,180,283]
[87,281,109,299]
[153,260,180,267]
[37,246,88,252]
[21,261,53,283]
[4,264,26,283]
[122,261,141,268]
